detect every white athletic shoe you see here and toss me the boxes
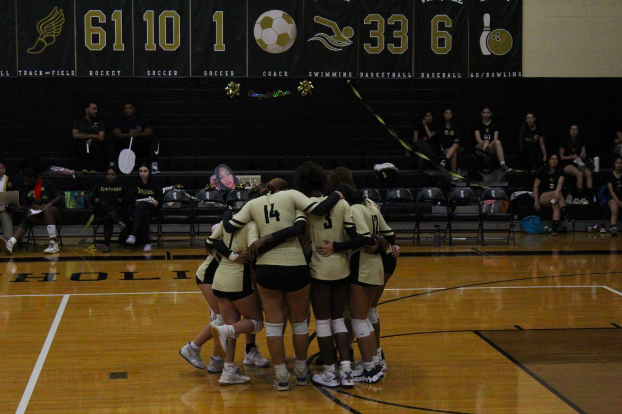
[211,325,230,359]
[44,241,60,254]
[143,244,152,252]
[378,349,388,372]
[294,366,308,386]
[208,356,224,373]
[312,370,340,387]
[339,369,355,388]
[243,346,270,367]
[352,366,383,384]
[219,367,250,385]
[0,238,14,255]
[273,372,290,391]
[573,198,582,205]
[179,343,206,369]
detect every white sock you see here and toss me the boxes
[46,225,57,239]
[324,364,336,373]
[225,325,235,337]
[295,359,307,372]
[211,355,223,361]
[372,355,380,365]
[274,363,288,376]
[377,347,382,355]
[500,161,506,166]
[224,362,235,372]
[340,360,351,371]
[363,361,375,371]
[189,341,200,351]
[9,237,17,245]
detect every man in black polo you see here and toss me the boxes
[113,102,160,173]
[71,102,111,173]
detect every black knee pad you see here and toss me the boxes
[19,216,35,230]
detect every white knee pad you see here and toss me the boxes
[292,319,309,335]
[211,314,224,327]
[343,306,351,320]
[366,318,375,333]
[315,319,332,338]
[351,318,371,339]
[265,322,284,337]
[251,319,264,334]
[368,307,379,324]
[331,318,348,335]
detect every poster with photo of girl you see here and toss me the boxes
[215,164,239,191]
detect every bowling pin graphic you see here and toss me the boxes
[480,13,492,55]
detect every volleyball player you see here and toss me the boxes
[474,107,512,173]
[534,154,573,235]
[206,211,266,385]
[293,162,376,388]
[224,178,343,391]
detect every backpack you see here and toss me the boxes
[596,185,609,206]
[520,215,546,234]
[482,199,509,214]
[64,191,87,209]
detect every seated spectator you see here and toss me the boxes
[328,167,356,191]
[412,111,439,169]
[533,154,572,236]
[0,159,15,239]
[519,112,547,172]
[0,166,63,255]
[215,164,238,191]
[559,124,592,204]
[606,156,622,236]
[209,174,218,188]
[72,102,113,173]
[614,119,622,157]
[91,166,128,253]
[438,108,462,175]
[113,102,160,174]
[126,163,161,252]
[474,106,512,173]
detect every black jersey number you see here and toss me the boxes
[263,204,281,224]
[372,215,379,235]
[323,213,333,229]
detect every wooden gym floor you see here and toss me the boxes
[1,233,621,413]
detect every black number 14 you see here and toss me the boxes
[264,204,281,224]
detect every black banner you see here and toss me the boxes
[17,0,75,76]
[76,0,133,77]
[469,0,522,78]
[191,0,247,77]
[359,0,413,79]
[0,0,16,76]
[134,0,190,77]
[248,0,304,77]
[304,0,357,79]
[415,0,468,79]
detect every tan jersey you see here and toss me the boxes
[207,221,259,292]
[305,198,354,281]
[367,199,395,254]
[229,190,315,266]
[195,251,220,282]
[350,200,391,286]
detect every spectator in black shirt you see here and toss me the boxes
[606,156,622,236]
[519,112,547,172]
[474,107,512,173]
[92,166,128,252]
[559,124,592,204]
[438,108,462,175]
[126,163,161,252]
[0,167,63,255]
[533,154,572,236]
[113,103,160,174]
[412,111,439,169]
[72,102,113,173]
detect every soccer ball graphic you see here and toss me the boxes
[253,10,297,54]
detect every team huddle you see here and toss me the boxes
[179,162,400,390]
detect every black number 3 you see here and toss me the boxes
[323,213,333,229]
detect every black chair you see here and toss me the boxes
[226,189,249,211]
[415,187,449,245]
[157,189,195,248]
[481,187,515,246]
[448,187,481,245]
[26,221,63,249]
[383,188,417,242]
[361,188,383,205]
[195,189,227,236]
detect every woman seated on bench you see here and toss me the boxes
[533,154,573,236]
[0,166,63,255]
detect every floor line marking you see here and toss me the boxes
[0,286,609,299]
[603,286,622,297]
[16,294,70,414]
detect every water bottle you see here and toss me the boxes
[594,156,600,172]
[434,225,441,247]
